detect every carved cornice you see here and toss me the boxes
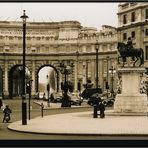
[118,67,146,73]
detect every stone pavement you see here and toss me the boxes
[7,109,148,136]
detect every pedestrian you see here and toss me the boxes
[0,98,3,109]
[2,105,12,123]
[99,102,105,118]
[43,92,46,100]
[50,93,54,102]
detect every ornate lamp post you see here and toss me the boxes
[109,66,116,98]
[95,40,99,90]
[76,51,80,92]
[46,74,50,107]
[59,61,74,107]
[20,10,28,125]
[106,56,110,98]
[93,40,99,118]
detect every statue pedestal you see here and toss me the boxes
[114,68,147,113]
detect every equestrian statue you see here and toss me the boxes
[117,37,144,67]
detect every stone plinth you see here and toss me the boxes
[114,67,147,113]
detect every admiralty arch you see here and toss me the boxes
[0,20,118,99]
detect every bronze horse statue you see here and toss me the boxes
[117,42,144,67]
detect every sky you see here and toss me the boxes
[0,2,119,30]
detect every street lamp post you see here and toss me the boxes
[106,56,110,98]
[20,10,28,125]
[59,61,74,107]
[46,75,50,107]
[95,40,99,90]
[93,40,99,118]
[109,66,116,98]
[86,60,88,84]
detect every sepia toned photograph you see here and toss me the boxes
[0,1,148,147]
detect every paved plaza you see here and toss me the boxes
[8,109,148,136]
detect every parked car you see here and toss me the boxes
[52,92,62,103]
[87,93,115,107]
[69,92,83,106]
[81,87,102,100]
[35,92,49,101]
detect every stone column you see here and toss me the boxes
[4,61,9,98]
[82,61,86,84]
[59,72,62,92]
[91,60,95,86]
[99,59,103,87]
[31,60,36,95]
[74,61,78,91]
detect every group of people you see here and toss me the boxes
[0,99,12,123]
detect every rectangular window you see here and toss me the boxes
[145,46,148,60]
[131,31,135,38]
[123,33,127,40]
[123,14,127,24]
[145,29,148,36]
[131,12,135,22]
[146,9,148,19]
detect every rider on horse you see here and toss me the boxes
[126,37,133,53]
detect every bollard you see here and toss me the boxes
[41,103,44,118]
[93,104,98,118]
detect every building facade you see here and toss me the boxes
[0,20,118,99]
[117,2,148,70]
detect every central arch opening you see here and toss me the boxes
[37,65,59,99]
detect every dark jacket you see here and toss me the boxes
[3,107,12,114]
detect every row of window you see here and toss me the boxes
[123,28,148,40]
[123,31,135,40]
[123,11,136,24]
[123,9,148,24]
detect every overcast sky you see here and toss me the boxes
[0,2,119,30]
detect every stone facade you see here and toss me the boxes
[0,20,118,98]
[117,2,148,69]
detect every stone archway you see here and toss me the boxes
[9,65,30,99]
[36,64,59,94]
